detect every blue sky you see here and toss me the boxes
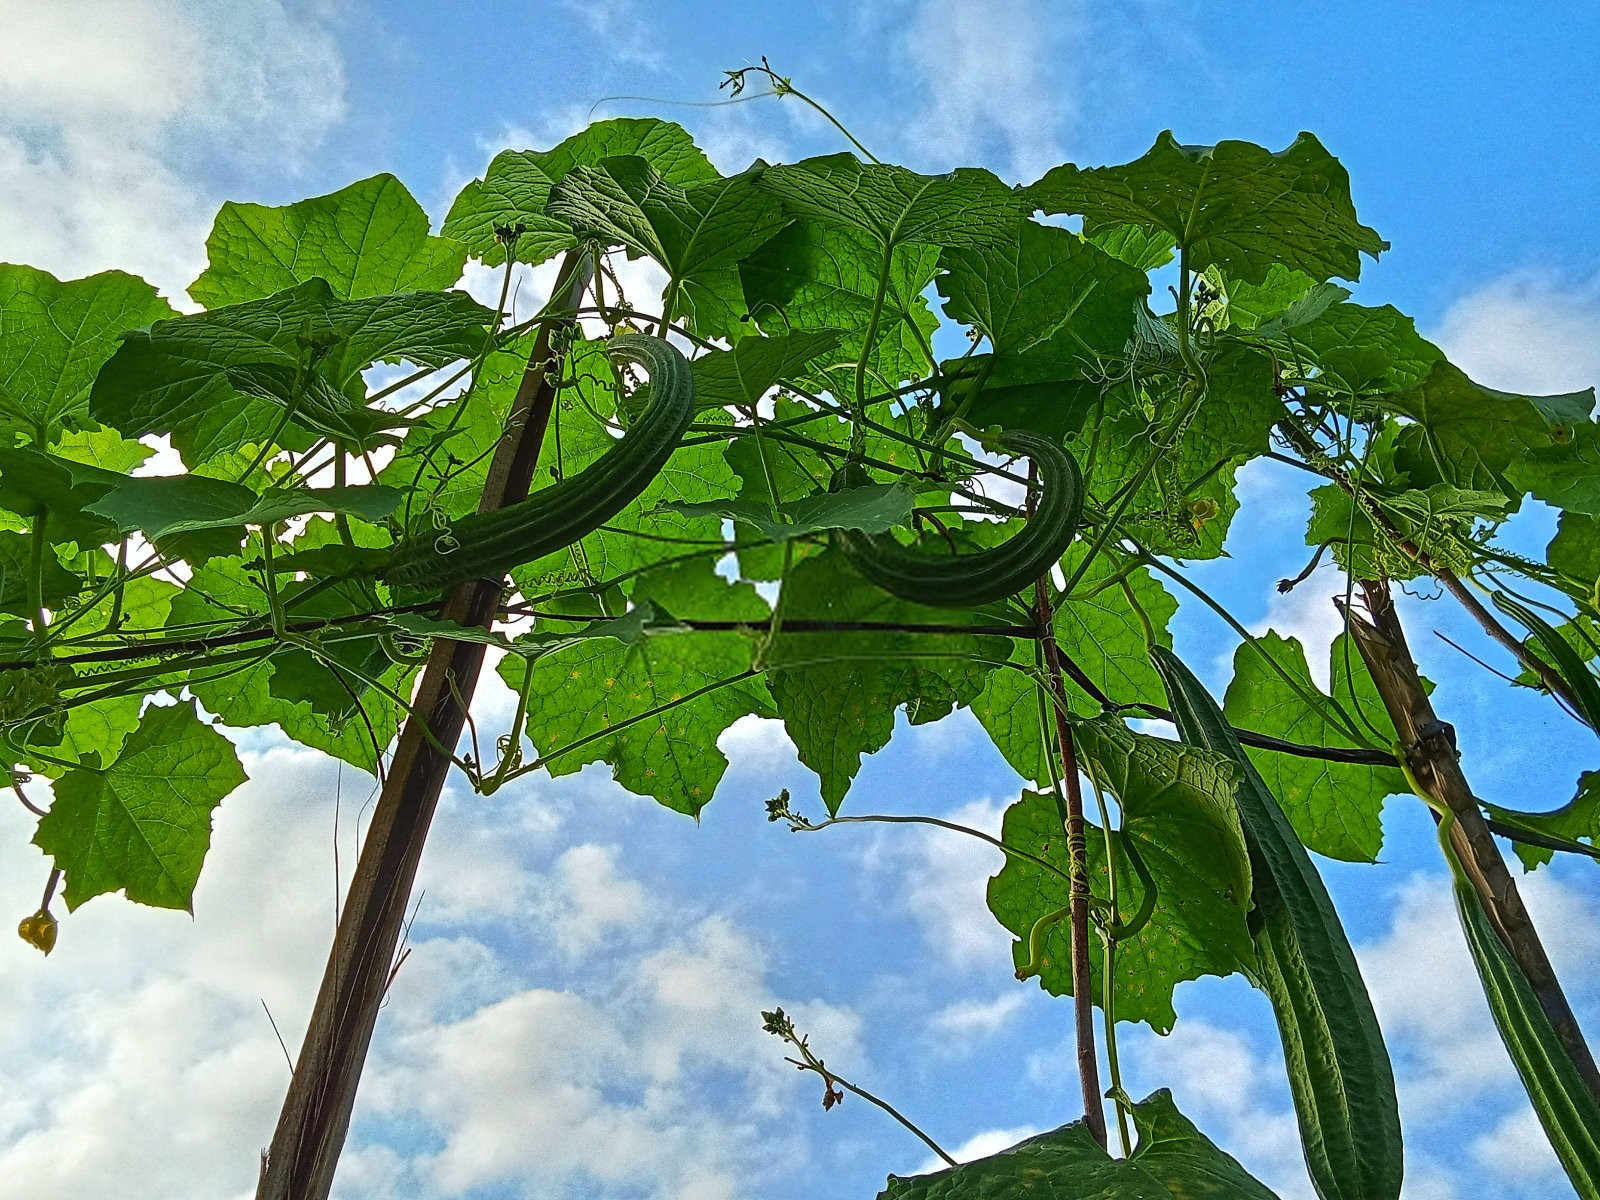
[1,2,1598,1198]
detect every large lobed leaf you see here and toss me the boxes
[34,700,247,911]
[0,264,176,446]
[765,549,1006,813]
[1026,131,1387,285]
[1223,632,1410,862]
[987,720,1254,1032]
[936,220,1150,388]
[188,173,467,308]
[89,278,495,466]
[549,156,789,338]
[499,560,774,814]
[443,117,721,267]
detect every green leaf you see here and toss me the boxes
[89,278,494,465]
[1072,400,1244,562]
[761,154,1021,251]
[1485,771,1600,870]
[766,549,1003,813]
[689,329,843,411]
[936,221,1150,382]
[880,1114,1166,1199]
[33,700,247,911]
[1549,513,1600,591]
[0,264,176,445]
[86,478,401,564]
[987,720,1255,1032]
[879,1089,1278,1198]
[1088,223,1177,271]
[1223,632,1408,861]
[1288,302,1442,395]
[0,446,125,545]
[0,530,81,618]
[971,549,1177,785]
[1507,420,1600,517]
[1026,131,1387,285]
[49,424,155,474]
[1387,359,1596,495]
[549,157,788,338]
[535,117,720,187]
[741,219,941,397]
[1214,263,1329,331]
[188,174,467,308]
[1306,478,1509,581]
[443,118,720,268]
[499,561,773,814]
[1188,343,1281,461]
[164,547,402,772]
[659,480,914,543]
[1126,1089,1281,1199]
[38,696,145,781]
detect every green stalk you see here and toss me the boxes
[27,509,48,642]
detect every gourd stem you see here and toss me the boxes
[1084,758,1134,1157]
[27,509,48,641]
[1027,459,1108,1148]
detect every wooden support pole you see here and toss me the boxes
[257,251,594,1199]
[1342,578,1600,1104]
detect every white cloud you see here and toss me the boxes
[1471,1105,1564,1185]
[1431,269,1600,398]
[548,843,648,954]
[1122,1017,1314,1200]
[894,0,1075,180]
[1401,1166,1462,1200]
[1356,868,1600,1127]
[928,992,1026,1042]
[0,745,352,1198]
[908,1123,1042,1176]
[0,0,348,298]
[556,0,666,72]
[367,912,860,1198]
[859,796,1016,970]
[0,739,863,1199]
[1248,563,1349,691]
[717,714,801,774]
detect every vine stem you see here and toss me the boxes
[256,249,595,1200]
[27,509,49,641]
[1342,577,1600,1104]
[786,811,1076,886]
[1027,465,1107,1149]
[1276,416,1584,715]
[766,1010,955,1168]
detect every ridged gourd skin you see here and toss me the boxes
[1453,873,1600,1198]
[381,334,695,590]
[1150,645,1403,1200]
[831,429,1084,609]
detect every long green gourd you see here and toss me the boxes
[1454,879,1600,1196]
[1149,645,1403,1200]
[1491,590,1600,732]
[831,429,1084,609]
[382,334,695,589]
